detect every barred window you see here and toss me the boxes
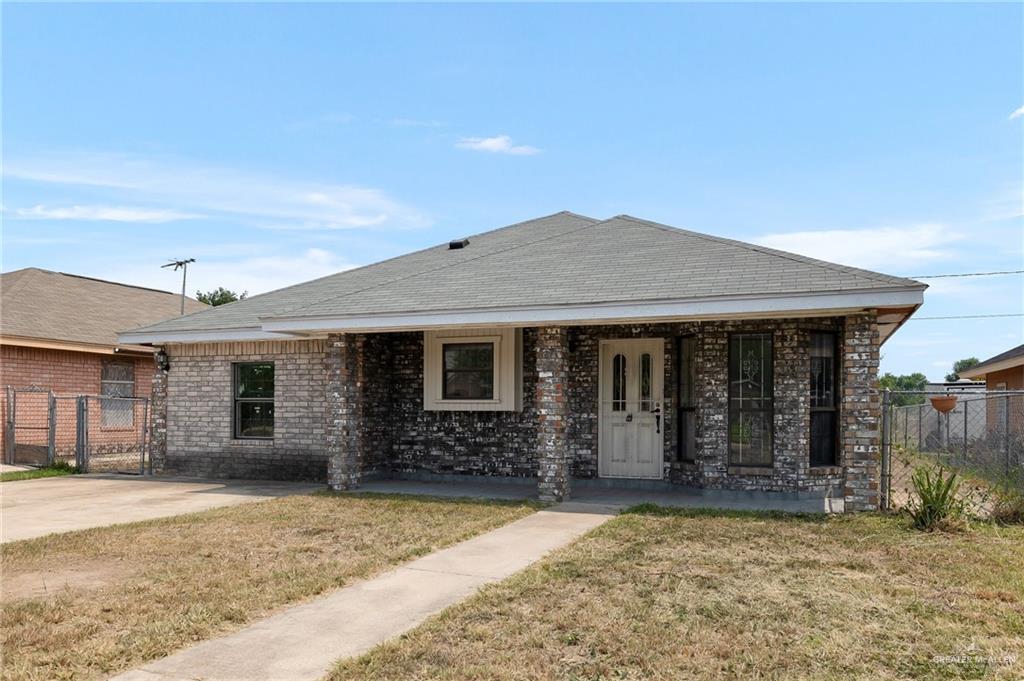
[728,334,773,467]
[101,360,135,428]
[810,332,839,466]
[234,363,275,439]
[676,336,697,462]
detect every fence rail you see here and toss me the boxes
[4,386,150,474]
[881,389,1024,513]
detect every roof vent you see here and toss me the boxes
[448,238,469,250]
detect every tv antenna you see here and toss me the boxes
[162,258,195,315]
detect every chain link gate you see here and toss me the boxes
[4,386,150,474]
[881,389,1024,514]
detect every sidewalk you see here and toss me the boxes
[112,501,618,681]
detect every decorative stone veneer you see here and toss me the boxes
[160,340,330,481]
[388,331,539,478]
[536,327,570,501]
[841,313,881,511]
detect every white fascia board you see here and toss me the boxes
[260,288,926,334]
[959,356,1024,379]
[117,327,301,345]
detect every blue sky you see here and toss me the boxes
[3,2,1022,380]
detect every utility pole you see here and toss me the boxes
[162,258,195,316]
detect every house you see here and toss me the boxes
[119,213,927,511]
[958,344,1024,437]
[1,268,206,460]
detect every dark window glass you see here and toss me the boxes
[640,353,652,412]
[677,336,697,462]
[234,362,274,438]
[442,343,494,400]
[810,332,838,466]
[101,360,135,428]
[612,353,626,412]
[729,334,773,467]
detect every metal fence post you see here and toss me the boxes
[4,386,14,464]
[962,399,969,463]
[47,392,56,466]
[1005,394,1012,475]
[881,389,891,510]
[917,404,923,450]
[75,396,89,472]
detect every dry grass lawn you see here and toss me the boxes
[333,507,1024,681]
[1,492,537,681]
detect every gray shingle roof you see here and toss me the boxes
[124,212,924,336]
[1,268,207,349]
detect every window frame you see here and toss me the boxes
[809,331,840,467]
[423,329,522,412]
[100,359,136,429]
[676,335,697,463]
[441,341,496,401]
[232,361,275,440]
[728,332,775,468]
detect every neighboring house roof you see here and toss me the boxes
[959,344,1024,380]
[1,268,206,354]
[120,212,926,345]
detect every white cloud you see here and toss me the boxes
[108,248,359,297]
[388,117,443,128]
[1009,105,1024,120]
[752,223,964,270]
[14,204,201,223]
[4,151,429,230]
[456,135,540,156]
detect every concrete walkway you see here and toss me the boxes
[2,475,319,543]
[112,501,617,681]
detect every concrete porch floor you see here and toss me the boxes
[352,478,844,513]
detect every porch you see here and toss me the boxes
[350,475,845,513]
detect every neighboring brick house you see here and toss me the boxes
[959,344,1024,437]
[1,268,206,460]
[121,213,927,511]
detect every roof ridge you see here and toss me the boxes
[264,212,603,320]
[1,267,197,299]
[613,215,925,289]
[157,211,600,328]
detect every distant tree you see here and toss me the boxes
[878,372,928,406]
[945,357,980,382]
[196,287,247,306]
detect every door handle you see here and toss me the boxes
[625,413,633,422]
[652,402,662,434]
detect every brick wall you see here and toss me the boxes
[1,344,152,459]
[161,340,330,481]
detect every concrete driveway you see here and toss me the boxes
[1,474,320,543]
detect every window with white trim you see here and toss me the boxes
[424,328,522,411]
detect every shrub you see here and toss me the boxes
[905,465,968,531]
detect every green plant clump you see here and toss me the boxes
[906,465,968,531]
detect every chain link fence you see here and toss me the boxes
[881,390,1024,515]
[4,386,150,474]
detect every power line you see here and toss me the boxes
[909,270,1024,279]
[909,313,1024,320]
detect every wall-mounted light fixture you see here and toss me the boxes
[155,348,170,372]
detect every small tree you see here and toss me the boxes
[945,357,980,382]
[878,372,927,406]
[196,287,247,306]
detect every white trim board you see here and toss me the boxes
[117,288,925,345]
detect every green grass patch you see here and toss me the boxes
[0,461,78,483]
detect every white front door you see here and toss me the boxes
[599,339,664,479]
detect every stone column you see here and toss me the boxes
[841,313,881,512]
[149,348,169,473]
[536,326,570,502]
[326,333,363,490]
